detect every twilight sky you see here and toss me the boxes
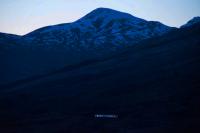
[0,0,200,35]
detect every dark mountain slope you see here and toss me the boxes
[181,16,200,28]
[0,33,21,43]
[1,23,200,132]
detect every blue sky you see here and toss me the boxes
[0,0,200,35]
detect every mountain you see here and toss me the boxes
[1,18,200,133]
[0,8,174,85]
[181,16,200,28]
[24,8,172,49]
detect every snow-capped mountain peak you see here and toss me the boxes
[79,7,142,22]
[23,8,173,50]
